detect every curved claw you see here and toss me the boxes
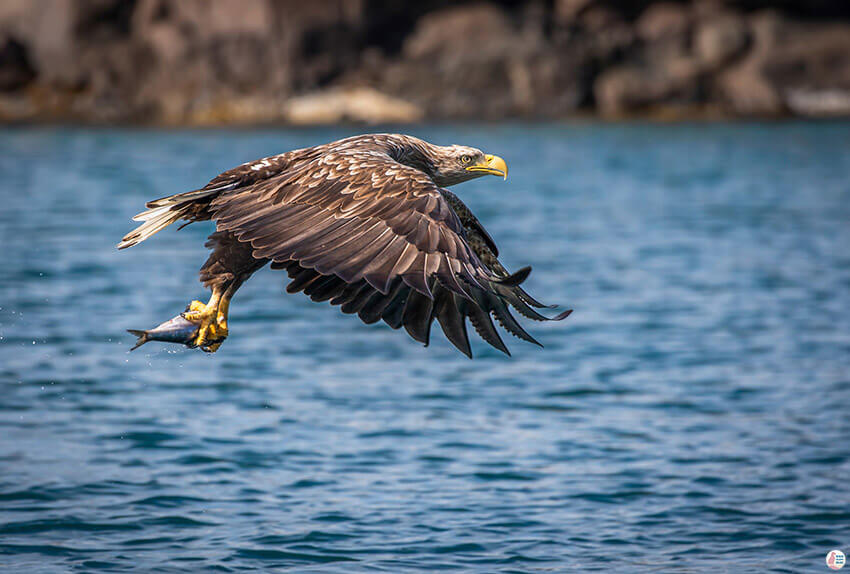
[182,301,228,352]
[200,339,226,353]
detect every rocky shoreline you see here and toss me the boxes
[1,0,849,125]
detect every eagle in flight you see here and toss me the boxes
[119,134,570,356]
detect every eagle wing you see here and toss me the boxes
[209,148,506,300]
[270,186,571,358]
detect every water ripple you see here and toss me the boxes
[1,123,849,572]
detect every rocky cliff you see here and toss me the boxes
[1,0,849,124]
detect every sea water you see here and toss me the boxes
[0,123,848,572]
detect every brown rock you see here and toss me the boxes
[636,2,690,43]
[403,3,517,62]
[715,12,850,116]
[0,0,82,88]
[715,13,784,116]
[762,22,850,91]
[0,36,35,91]
[594,66,648,115]
[764,21,850,116]
[578,7,635,61]
[0,0,849,123]
[134,0,273,41]
[695,12,749,69]
[786,89,850,117]
[379,3,524,118]
[553,0,594,25]
[283,87,424,124]
[595,60,702,116]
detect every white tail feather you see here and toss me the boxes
[117,205,188,249]
[117,186,223,250]
[132,204,171,222]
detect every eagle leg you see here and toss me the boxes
[183,230,268,353]
[182,287,230,352]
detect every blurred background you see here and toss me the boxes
[1,0,850,124]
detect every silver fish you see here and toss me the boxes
[128,314,199,351]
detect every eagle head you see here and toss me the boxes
[428,144,508,187]
[379,134,508,187]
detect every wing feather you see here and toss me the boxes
[358,280,405,324]
[435,290,473,358]
[402,287,436,345]
[339,282,376,314]
[382,287,410,329]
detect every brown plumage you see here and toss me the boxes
[119,133,570,356]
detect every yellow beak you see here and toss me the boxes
[466,154,508,179]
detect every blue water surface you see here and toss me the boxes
[0,123,849,573]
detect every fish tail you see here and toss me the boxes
[127,329,150,351]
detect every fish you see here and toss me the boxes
[128,313,200,351]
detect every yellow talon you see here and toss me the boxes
[181,293,230,352]
[196,318,228,351]
[185,300,207,314]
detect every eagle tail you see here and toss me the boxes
[116,204,190,249]
[116,186,222,249]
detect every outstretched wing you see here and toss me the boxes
[210,148,509,300]
[272,189,571,357]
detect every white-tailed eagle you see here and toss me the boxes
[119,134,570,356]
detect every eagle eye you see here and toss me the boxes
[461,155,471,164]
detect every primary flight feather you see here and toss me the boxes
[119,133,570,356]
